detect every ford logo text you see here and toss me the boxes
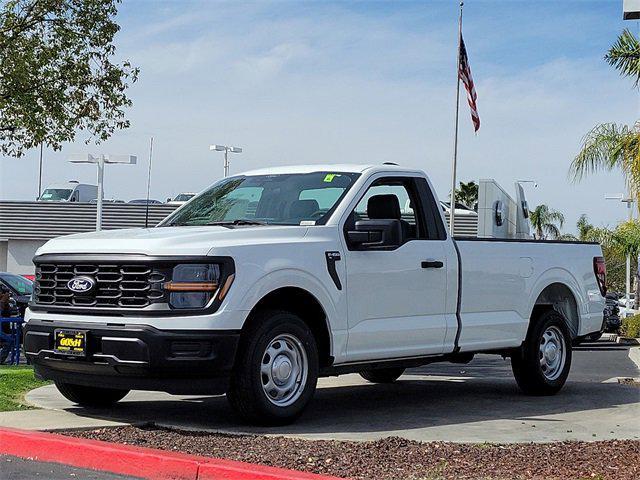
[67,276,96,295]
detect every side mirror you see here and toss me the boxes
[347,219,402,250]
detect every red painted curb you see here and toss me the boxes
[0,427,345,480]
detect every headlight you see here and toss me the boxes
[164,264,220,309]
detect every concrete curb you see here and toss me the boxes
[0,427,344,480]
[629,346,640,372]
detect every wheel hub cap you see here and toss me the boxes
[539,326,566,381]
[272,355,293,385]
[260,333,309,407]
[544,343,558,363]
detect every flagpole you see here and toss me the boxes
[449,1,463,237]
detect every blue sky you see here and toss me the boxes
[1,0,638,232]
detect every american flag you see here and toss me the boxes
[458,34,480,132]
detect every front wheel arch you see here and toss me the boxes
[241,286,332,368]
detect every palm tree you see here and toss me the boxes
[570,29,640,200]
[605,29,640,87]
[570,122,640,199]
[453,180,478,209]
[529,205,564,240]
[575,214,612,244]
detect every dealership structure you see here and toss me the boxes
[0,202,177,274]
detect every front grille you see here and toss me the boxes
[34,263,168,309]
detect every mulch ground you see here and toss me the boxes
[63,425,640,480]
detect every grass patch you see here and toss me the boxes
[0,366,50,412]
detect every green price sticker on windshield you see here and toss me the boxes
[324,173,338,182]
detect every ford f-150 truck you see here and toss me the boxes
[24,164,606,424]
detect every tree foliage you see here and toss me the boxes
[570,122,640,201]
[573,215,639,294]
[605,29,640,88]
[570,29,640,203]
[529,204,564,239]
[0,0,138,157]
[453,180,478,209]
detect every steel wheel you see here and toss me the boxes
[538,325,566,381]
[260,333,308,407]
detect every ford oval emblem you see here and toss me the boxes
[67,276,96,295]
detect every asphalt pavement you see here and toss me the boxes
[4,340,639,443]
[0,455,140,480]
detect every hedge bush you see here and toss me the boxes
[620,314,640,339]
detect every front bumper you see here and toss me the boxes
[24,319,240,395]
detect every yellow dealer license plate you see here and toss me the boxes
[54,329,87,356]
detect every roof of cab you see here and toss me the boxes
[238,164,422,176]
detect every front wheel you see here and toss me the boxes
[511,310,572,395]
[55,382,129,407]
[227,310,319,425]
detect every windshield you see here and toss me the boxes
[161,172,360,227]
[39,189,72,201]
[0,274,33,295]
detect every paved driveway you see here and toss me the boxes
[16,341,640,443]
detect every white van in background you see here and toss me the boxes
[38,182,98,203]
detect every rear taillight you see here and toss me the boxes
[593,256,607,296]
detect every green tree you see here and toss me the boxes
[570,29,640,201]
[453,180,478,209]
[0,0,138,157]
[529,204,564,240]
[606,28,640,87]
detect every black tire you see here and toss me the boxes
[55,382,129,407]
[227,310,319,425]
[511,310,572,395]
[359,367,405,384]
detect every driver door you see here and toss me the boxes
[342,175,453,362]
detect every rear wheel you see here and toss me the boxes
[227,310,319,425]
[360,367,405,384]
[511,310,572,395]
[55,382,129,407]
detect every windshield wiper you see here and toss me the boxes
[205,219,268,227]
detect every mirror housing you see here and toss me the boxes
[347,219,402,250]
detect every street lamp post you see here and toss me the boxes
[209,144,243,177]
[68,154,137,231]
[606,193,635,308]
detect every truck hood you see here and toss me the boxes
[36,225,310,257]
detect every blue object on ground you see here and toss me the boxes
[0,317,23,365]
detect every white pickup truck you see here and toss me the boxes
[24,164,606,424]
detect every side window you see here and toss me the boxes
[347,177,427,243]
[353,184,418,238]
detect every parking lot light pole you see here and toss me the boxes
[209,144,242,177]
[68,154,137,231]
[605,193,635,307]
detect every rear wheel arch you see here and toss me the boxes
[241,287,332,368]
[531,282,580,339]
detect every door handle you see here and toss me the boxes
[421,259,444,269]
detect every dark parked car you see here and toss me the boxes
[0,273,33,316]
[603,292,621,333]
